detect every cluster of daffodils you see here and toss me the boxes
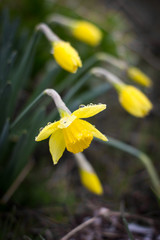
[35,15,153,195]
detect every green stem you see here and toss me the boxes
[64,73,91,103]
[56,55,97,92]
[10,92,45,129]
[96,137,160,199]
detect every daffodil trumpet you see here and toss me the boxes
[48,14,102,46]
[36,23,82,73]
[91,67,152,118]
[74,152,103,195]
[35,88,107,164]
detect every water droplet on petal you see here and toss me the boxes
[79,104,85,108]
[39,127,43,132]
[47,122,51,125]
[87,103,94,107]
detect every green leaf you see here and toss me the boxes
[0,132,28,191]
[64,73,91,103]
[122,217,135,240]
[8,31,41,116]
[0,119,10,162]
[0,82,12,130]
[56,56,97,92]
[10,92,45,130]
[70,83,111,110]
[27,64,60,104]
[0,9,19,88]
[96,137,160,199]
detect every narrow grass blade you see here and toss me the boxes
[122,217,135,240]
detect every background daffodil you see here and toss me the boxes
[71,20,102,46]
[75,153,103,195]
[52,41,82,73]
[127,67,152,87]
[36,23,82,73]
[35,89,107,164]
[118,85,153,118]
[48,14,102,46]
[92,67,153,118]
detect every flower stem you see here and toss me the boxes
[96,52,128,70]
[96,137,160,199]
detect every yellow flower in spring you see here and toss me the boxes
[118,85,152,117]
[80,169,103,195]
[36,104,107,164]
[36,23,82,73]
[52,41,82,73]
[75,153,103,195]
[72,21,102,46]
[127,67,152,87]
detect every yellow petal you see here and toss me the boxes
[63,119,93,154]
[49,129,66,164]
[119,85,153,117]
[80,120,107,141]
[127,67,152,87]
[79,169,103,195]
[72,104,106,119]
[53,41,82,73]
[35,121,59,141]
[72,21,102,46]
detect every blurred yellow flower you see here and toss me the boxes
[118,85,152,117]
[127,67,152,87]
[80,169,103,195]
[52,41,82,73]
[36,104,107,164]
[72,21,102,46]
[75,152,103,195]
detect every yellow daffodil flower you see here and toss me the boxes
[118,85,152,117]
[91,67,153,118]
[36,23,82,73]
[52,41,82,73]
[75,153,103,195]
[80,169,103,195]
[127,67,152,87]
[35,89,107,164]
[72,21,102,46]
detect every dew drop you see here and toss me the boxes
[87,103,94,107]
[47,122,51,125]
[79,104,85,108]
[39,127,43,132]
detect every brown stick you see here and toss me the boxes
[61,217,96,240]
[60,207,155,240]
